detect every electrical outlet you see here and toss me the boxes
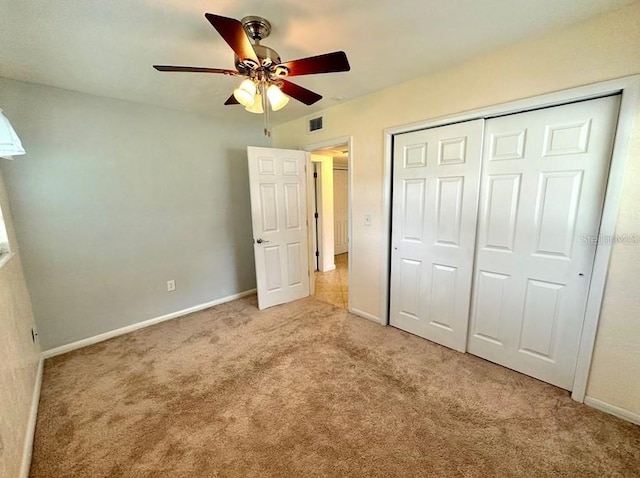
[167,280,176,292]
[31,328,38,342]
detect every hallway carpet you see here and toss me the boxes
[31,296,639,477]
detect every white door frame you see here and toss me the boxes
[311,161,324,273]
[311,160,324,271]
[309,158,335,272]
[381,76,640,402]
[306,154,316,295]
[303,136,353,311]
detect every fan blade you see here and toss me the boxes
[224,94,239,105]
[281,51,350,77]
[153,65,237,75]
[280,80,322,105]
[205,13,258,63]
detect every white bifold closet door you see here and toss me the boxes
[389,96,620,390]
[390,119,484,352]
[468,96,620,389]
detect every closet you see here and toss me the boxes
[389,95,620,389]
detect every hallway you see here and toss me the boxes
[313,253,348,309]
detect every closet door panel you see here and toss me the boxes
[390,119,484,352]
[468,96,620,390]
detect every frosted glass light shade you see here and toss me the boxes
[267,84,289,111]
[245,93,264,114]
[233,79,256,107]
[0,109,25,160]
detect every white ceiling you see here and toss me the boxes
[1,0,635,125]
[312,146,349,169]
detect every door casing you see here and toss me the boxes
[382,76,640,402]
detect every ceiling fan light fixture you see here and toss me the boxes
[233,79,256,107]
[266,84,289,111]
[245,93,264,114]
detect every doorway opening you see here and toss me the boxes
[308,142,350,309]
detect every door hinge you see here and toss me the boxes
[315,250,319,257]
[314,212,319,219]
[313,172,318,178]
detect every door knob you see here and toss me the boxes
[256,238,270,244]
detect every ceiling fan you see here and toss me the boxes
[153,13,351,135]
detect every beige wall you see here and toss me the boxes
[0,169,41,477]
[273,4,640,415]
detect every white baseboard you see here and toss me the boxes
[584,396,640,426]
[349,307,382,324]
[20,356,43,478]
[321,264,336,272]
[42,289,257,359]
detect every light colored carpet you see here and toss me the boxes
[31,296,640,477]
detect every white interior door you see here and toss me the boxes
[468,96,620,389]
[390,119,484,352]
[247,146,310,310]
[333,169,349,255]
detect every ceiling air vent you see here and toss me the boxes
[308,116,324,134]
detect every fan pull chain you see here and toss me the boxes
[261,83,271,137]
